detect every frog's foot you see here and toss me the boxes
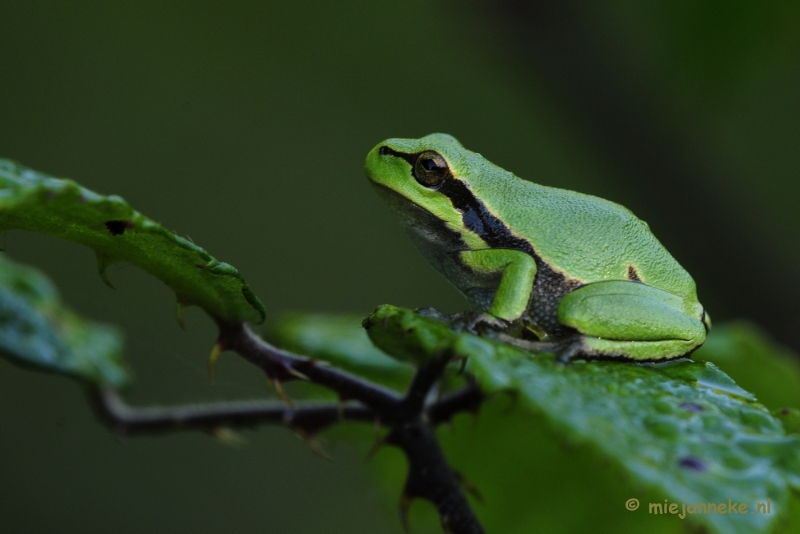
[554,337,585,363]
[450,311,512,335]
[493,332,585,362]
[414,308,515,335]
[466,312,511,334]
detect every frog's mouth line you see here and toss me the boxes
[369,180,439,223]
[368,181,471,253]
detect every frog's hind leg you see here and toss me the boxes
[557,280,707,361]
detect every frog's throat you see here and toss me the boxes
[370,181,476,254]
[370,180,583,335]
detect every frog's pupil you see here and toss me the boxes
[412,151,448,188]
[422,158,439,171]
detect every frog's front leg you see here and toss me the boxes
[459,249,537,321]
[557,280,708,362]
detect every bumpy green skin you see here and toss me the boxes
[364,134,709,361]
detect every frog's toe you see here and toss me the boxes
[555,339,585,363]
[465,312,511,334]
[444,310,512,334]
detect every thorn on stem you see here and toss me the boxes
[175,294,193,331]
[99,269,115,289]
[269,377,295,408]
[366,418,385,459]
[176,302,187,331]
[292,428,331,459]
[454,471,485,504]
[96,252,116,289]
[366,435,386,459]
[210,426,246,447]
[207,342,224,382]
[306,437,331,460]
[286,366,309,381]
[399,493,412,533]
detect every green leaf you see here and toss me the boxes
[0,159,265,324]
[264,312,413,390]
[0,253,128,387]
[364,305,800,534]
[693,322,800,411]
[362,305,457,365]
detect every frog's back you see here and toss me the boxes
[466,166,697,301]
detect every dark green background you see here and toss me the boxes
[1,1,799,532]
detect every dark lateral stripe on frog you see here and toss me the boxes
[380,147,533,253]
[383,146,583,335]
[440,175,534,253]
[379,146,417,167]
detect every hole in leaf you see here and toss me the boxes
[105,220,129,236]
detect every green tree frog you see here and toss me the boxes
[364,133,710,362]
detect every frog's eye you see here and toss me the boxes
[413,151,449,189]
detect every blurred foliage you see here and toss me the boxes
[694,323,800,412]
[0,253,127,387]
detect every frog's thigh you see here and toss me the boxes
[459,249,537,321]
[557,280,706,359]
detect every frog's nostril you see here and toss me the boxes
[379,146,390,155]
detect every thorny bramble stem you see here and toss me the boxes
[400,352,454,419]
[389,418,485,534]
[93,321,487,534]
[218,321,403,416]
[91,387,375,437]
[427,383,484,426]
